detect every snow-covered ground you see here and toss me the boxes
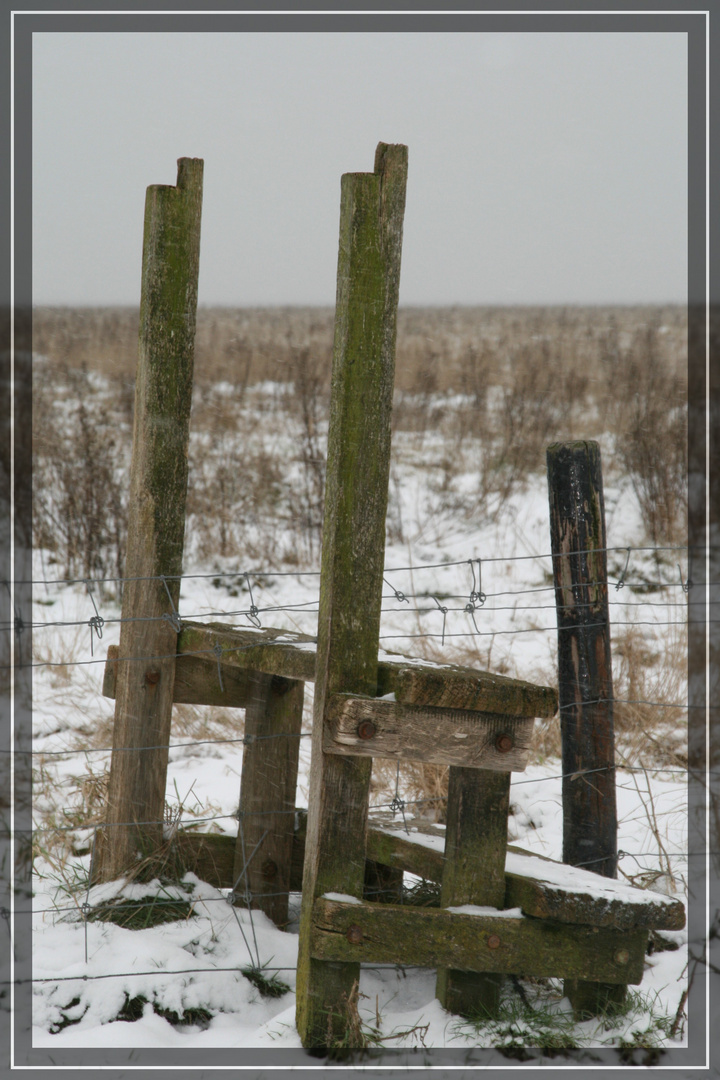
[28,378,690,1054]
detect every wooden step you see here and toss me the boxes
[310,895,648,984]
[103,621,558,719]
[170,813,684,933]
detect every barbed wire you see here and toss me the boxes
[17,591,705,635]
[12,541,713,591]
[23,757,695,836]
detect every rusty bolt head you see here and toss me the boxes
[495,733,514,753]
[357,720,376,740]
[614,948,630,966]
[145,670,160,685]
[261,859,278,880]
[487,934,501,950]
[346,925,363,945]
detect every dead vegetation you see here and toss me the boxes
[32,304,688,808]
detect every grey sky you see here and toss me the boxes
[32,31,687,307]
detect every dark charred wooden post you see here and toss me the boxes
[95,159,203,883]
[232,672,304,929]
[547,439,624,1016]
[295,142,408,1048]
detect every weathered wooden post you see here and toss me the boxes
[232,671,304,928]
[435,767,510,1017]
[295,142,408,1047]
[547,439,623,1016]
[95,158,203,883]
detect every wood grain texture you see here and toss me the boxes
[295,143,408,1049]
[232,672,304,929]
[170,822,685,932]
[102,643,254,707]
[155,622,558,718]
[323,693,533,769]
[547,440,621,1015]
[436,768,510,1015]
[311,897,648,985]
[95,159,203,884]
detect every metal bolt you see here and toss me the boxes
[487,934,501,949]
[145,670,160,685]
[261,859,278,880]
[495,733,514,753]
[357,720,376,740]
[346,925,363,944]
[614,948,630,966]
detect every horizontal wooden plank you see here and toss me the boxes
[311,896,648,984]
[103,644,256,707]
[377,656,558,719]
[503,849,686,932]
[174,622,558,718]
[324,693,533,770]
[170,817,684,932]
[173,828,237,885]
[179,622,317,683]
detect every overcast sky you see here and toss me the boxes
[32,31,687,307]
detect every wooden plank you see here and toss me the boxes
[295,143,408,1050]
[102,643,254,707]
[323,693,533,770]
[503,849,686,932]
[311,897,648,985]
[232,672,304,929]
[377,658,558,719]
[94,158,203,884]
[173,829,235,886]
[436,768,510,1016]
[178,622,317,683]
[169,823,685,932]
[172,622,558,718]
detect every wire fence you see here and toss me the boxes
[10,540,702,1004]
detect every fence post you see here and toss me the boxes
[547,439,624,1016]
[94,158,203,883]
[295,142,408,1048]
[232,672,304,929]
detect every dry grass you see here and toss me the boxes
[32,304,689,850]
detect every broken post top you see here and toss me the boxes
[147,157,204,196]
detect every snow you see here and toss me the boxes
[504,851,682,910]
[27,376,692,1054]
[445,905,524,918]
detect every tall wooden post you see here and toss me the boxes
[295,143,408,1048]
[547,439,624,1016]
[95,159,203,883]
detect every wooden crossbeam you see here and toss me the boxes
[102,623,558,720]
[323,693,534,770]
[310,896,648,984]
[170,817,685,933]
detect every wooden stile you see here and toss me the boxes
[92,152,686,1035]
